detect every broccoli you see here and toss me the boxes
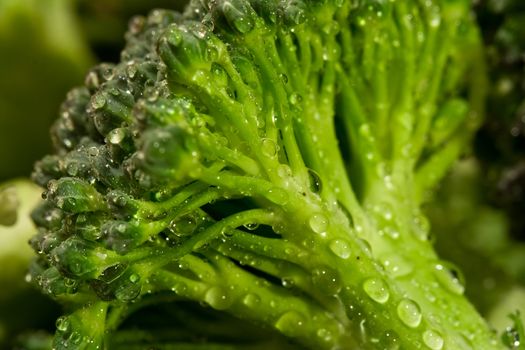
[28,0,500,349]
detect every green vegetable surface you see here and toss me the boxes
[26,0,502,349]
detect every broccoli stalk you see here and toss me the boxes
[29,0,499,349]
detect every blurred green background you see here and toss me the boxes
[0,0,187,182]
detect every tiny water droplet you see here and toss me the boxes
[423,329,444,350]
[433,262,465,295]
[281,277,295,288]
[381,330,400,350]
[397,299,422,328]
[311,266,342,295]
[363,278,390,304]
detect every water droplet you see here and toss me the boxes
[115,280,141,301]
[261,138,278,157]
[363,278,390,304]
[329,239,351,259]
[423,329,444,350]
[289,92,303,106]
[129,274,140,283]
[412,214,430,241]
[309,213,328,235]
[317,328,333,342]
[91,92,106,110]
[56,316,70,332]
[107,128,126,144]
[311,266,342,295]
[172,282,187,294]
[433,262,465,295]
[397,299,422,328]
[280,73,288,84]
[380,255,413,278]
[307,168,323,193]
[502,325,521,348]
[275,311,306,337]
[281,277,295,288]
[205,286,232,310]
[381,330,400,350]
[243,222,259,231]
[242,293,261,307]
[88,146,99,157]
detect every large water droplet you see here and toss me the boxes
[363,278,390,304]
[91,92,106,110]
[397,299,422,328]
[242,293,261,308]
[275,311,306,337]
[309,213,328,236]
[261,138,278,157]
[107,128,126,144]
[55,316,70,332]
[329,239,351,259]
[423,329,444,350]
[307,168,323,193]
[289,92,303,106]
[205,286,232,310]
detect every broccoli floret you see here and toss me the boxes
[29,0,499,349]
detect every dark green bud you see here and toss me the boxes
[281,0,307,25]
[101,220,147,254]
[134,124,202,188]
[75,212,109,241]
[31,200,65,230]
[32,155,63,187]
[45,178,105,213]
[51,237,118,279]
[90,265,142,302]
[221,0,256,33]
[37,266,79,296]
[89,82,135,137]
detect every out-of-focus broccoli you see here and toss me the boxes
[0,180,60,349]
[0,0,94,181]
[26,0,505,349]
